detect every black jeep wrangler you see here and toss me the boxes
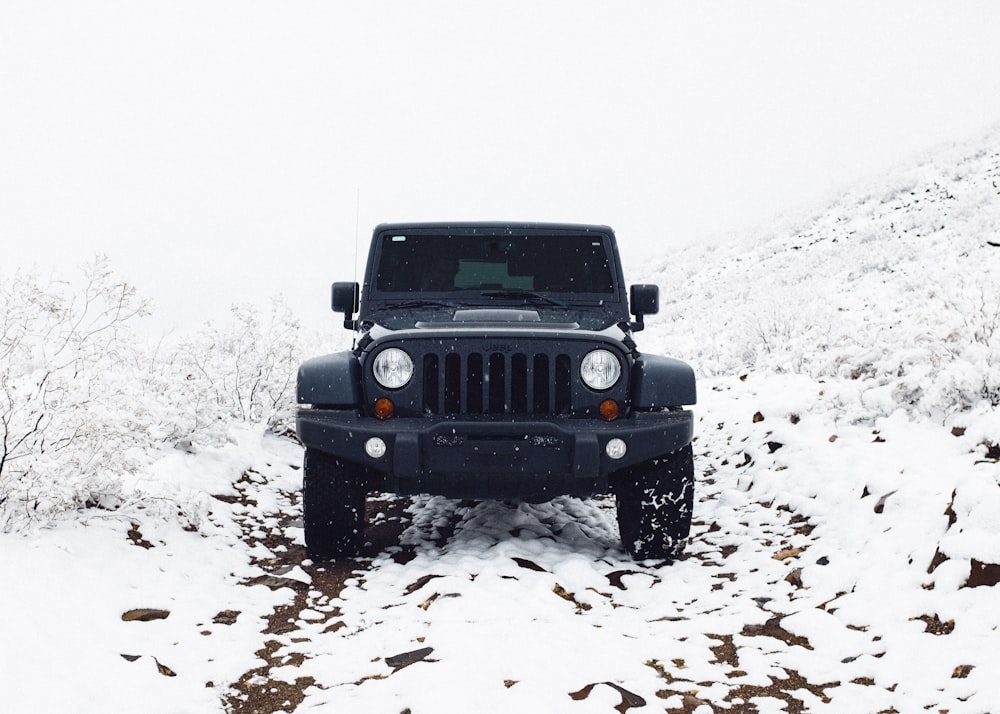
[296,222,696,560]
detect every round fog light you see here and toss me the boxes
[365,437,387,459]
[605,438,627,460]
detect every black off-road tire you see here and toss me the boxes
[614,444,694,561]
[303,448,366,559]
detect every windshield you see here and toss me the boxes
[373,233,616,295]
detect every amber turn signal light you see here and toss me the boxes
[599,399,620,421]
[373,398,395,419]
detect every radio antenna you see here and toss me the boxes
[351,188,361,349]
[353,188,361,286]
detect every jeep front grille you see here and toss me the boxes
[422,352,573,415]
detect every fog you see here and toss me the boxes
[3,1,1000,332]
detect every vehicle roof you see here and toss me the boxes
[373,221,615,235]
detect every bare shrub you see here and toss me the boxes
[162,297,302,445]
[0,258,151,531]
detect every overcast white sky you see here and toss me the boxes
[3,1,1000,333]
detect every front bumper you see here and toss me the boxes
[296,409,694,500]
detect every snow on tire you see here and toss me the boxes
[614,444,694,561]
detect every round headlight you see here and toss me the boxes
[373,348,414,389]
[581,349,621,391]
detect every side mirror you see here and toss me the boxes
[629,284,659,332]
[332,282,359,330]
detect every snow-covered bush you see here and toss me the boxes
[159,297,302,445]
[0,258,154,532]
[0,256,313,531]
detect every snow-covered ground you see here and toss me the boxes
[2,128,999,713]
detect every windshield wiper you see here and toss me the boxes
[377,299,458,310]
[480,290,567,307]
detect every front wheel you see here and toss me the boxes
[302,448,366,559]
[613,444,694,561]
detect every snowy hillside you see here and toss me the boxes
[2,128,1000,713]
[638,130,1000,424]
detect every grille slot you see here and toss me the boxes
[422,351,573,415]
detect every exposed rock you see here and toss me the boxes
[404,573,444,595]
[127,523,154,549]
[927,548,949,574]
[607,569,661,590]
[873,491,897,514]
[773,547,803,560]
[943,490,958,527]
[965,559,1000,588]
[213,610,240,625]
[569,682,646,712]
[553,583,592,612]
[385,646,435,670]
[246,574,309,591]
[912,614,955,635]
[512,557,547,572]
[786,568,804,589]
[742,616,813,650]
[121,608,170,622]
